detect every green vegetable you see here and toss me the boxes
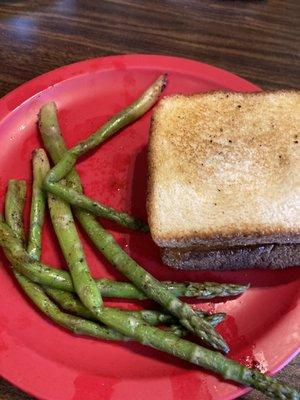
[27,149,50,260]
[43,74,167,185]
[45,287,225,327]
[175,281,250,299]
[95,279,248,300]
[45,181,149,231]
[5,180,26,244]
[39,99,229,354]
[47,191,103,312]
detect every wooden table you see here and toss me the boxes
[0,1,299,399]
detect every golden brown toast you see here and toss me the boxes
[147,91,300,250]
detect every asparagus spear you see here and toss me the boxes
[43,74,167,185]
[160,281,249,300]
[46,188,104,313]
[39,102,229,353]
[5,180,26,244]
[46,181,149,231]
[27,149,50,259]
[45,287,225,327]
[97,279,248,300]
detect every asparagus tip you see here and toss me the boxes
[42,101,57,111]
[235,283,250,295]
[32,147,46,158]
[38,101,58,121]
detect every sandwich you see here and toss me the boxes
[147,91,300,270]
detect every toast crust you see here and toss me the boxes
[147,91,300,248]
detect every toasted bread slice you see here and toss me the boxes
[161,244,300,270]
[148,91,300,249]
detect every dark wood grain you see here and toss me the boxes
[0,0,299,96]
[0,1,299,399]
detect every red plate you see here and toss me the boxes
[0,55,299,400]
